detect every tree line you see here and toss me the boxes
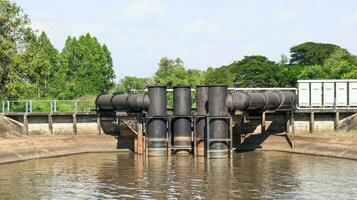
[118,42,357,92]
[0,0,115,100]
[2,0,357,101]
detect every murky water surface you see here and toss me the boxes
[0,152,356,199]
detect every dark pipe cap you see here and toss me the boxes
[208,84,228,87]
[147,85,167,88]
[112,91,125,95]
[173,86,191,88]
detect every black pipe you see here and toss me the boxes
[195,86,208,156]
[147,86,168,156]
[111,93,129,110]
[227,90,297,112]
[263,91,282,110]
[278,91,297,109]
[96,94,114,110]
[111,93,149,111]
[227,92,250,112]
[172,86,192,154]
[247,92,266,111]
[208,85,229,158]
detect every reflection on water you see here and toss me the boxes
[0,151,356,199]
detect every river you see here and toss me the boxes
[0,151,356,199]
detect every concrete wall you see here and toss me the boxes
[6,113,101,136]
[236,111,356,135]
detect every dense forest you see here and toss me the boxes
[2,0,357,101]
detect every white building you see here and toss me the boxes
[297,79,357,108]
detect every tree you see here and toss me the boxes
[290,42,341,65]
[228,55,287,87]
[58,33,115,99]
[117,76,153,93]
[22,31,59,98]
[186,69,205,86]
[154,57,188,87]
[298,65,328,80]
[204,67,234,86]
[0,0,33,99]
[324,48,357,79]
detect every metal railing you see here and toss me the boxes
[1,100,95,113]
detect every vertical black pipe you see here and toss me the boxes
[195,86,208,156]
[147,86,167,156]
[173,86,192,154]
[208,85,229,158]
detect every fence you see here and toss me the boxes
[1,100,95,113]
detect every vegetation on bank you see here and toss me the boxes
[2,0,357,106]
[118,43,357,93]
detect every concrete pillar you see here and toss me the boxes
[48,114,53,134]
[334,111,340,130]
[135,114,144,154]
[23,114,28,135]
[73,114,77,135]
[261,112,266,133]
[309,112,314,133]
[286,112,291,133]
[96,116,101,135]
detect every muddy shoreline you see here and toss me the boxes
[0,135,120,164]
[0,133,356,164]
[255,134,357,160]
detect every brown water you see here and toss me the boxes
[0,152,356,200]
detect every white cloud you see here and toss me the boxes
[123,0,168,23]
[273,10,300,20]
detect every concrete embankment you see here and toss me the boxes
[0,135,119,164]
[255,134,357,160]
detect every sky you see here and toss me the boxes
[13,0,357,82]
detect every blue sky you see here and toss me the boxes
[13,0,357,81]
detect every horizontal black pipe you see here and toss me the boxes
[227,91,296,112]
[96,92,149,112]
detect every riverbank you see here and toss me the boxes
[0,135,119,164]
[256,133,357,160]
[0,133,357,164]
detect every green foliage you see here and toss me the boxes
[324,49,357,79]
[116,76,154,93]
[204,67,234,86]
[154,57,205,87]
[298,65,328,80]
[290,42,341,65]
[228,55,288,87]
[22,31,59,99]
[0,1,115,101]
[55,33,115,99]
[0,0,33,100]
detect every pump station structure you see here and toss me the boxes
[96,85,296,159]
